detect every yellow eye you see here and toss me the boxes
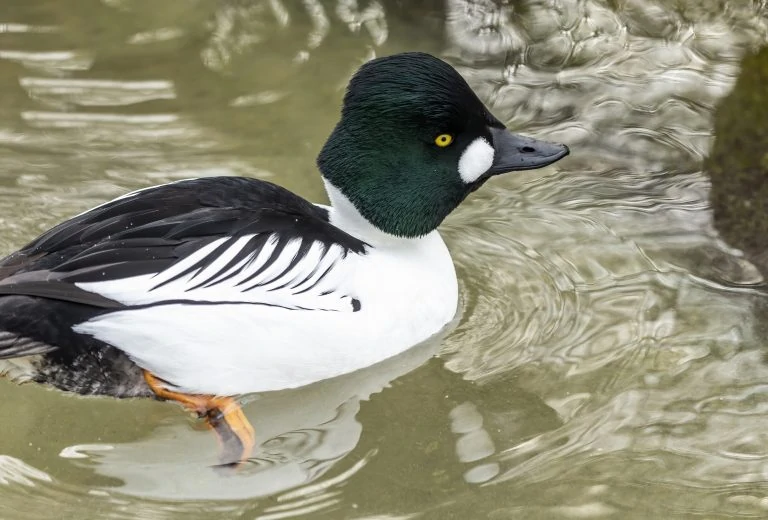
[434,134,453,147]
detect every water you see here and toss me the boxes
[0,0,767,518]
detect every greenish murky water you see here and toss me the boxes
[1,0,768,518]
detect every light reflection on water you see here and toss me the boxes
[0,0,767,518]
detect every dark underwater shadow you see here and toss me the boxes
[707,45,768,284]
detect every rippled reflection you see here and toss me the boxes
[0,0,767,518]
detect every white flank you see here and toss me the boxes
[458,137,494,183]
[73,185,459,395]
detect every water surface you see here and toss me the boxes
[1,1,768,518]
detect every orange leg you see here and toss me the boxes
[143,371,255,466]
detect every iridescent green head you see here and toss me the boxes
[318,52,569,238]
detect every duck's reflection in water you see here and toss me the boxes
[53,328,559,504]
[62,330,442,501]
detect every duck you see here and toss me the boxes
[0,52,568,463]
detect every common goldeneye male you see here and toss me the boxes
[0,52,568,462]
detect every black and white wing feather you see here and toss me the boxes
[0,177,367,312]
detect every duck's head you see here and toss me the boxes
[317,52,569,239]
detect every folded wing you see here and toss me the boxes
[0,177,367,313]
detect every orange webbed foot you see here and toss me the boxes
[144,370,255,467]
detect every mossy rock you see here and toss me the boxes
[707,46,768,274]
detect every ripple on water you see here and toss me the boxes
[0,0,767,518]
[440,148,768,516]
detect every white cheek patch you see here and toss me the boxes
[458,137,495,183]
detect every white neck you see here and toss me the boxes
[323,179,426,248]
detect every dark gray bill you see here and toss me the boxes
[487,126,569,175]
